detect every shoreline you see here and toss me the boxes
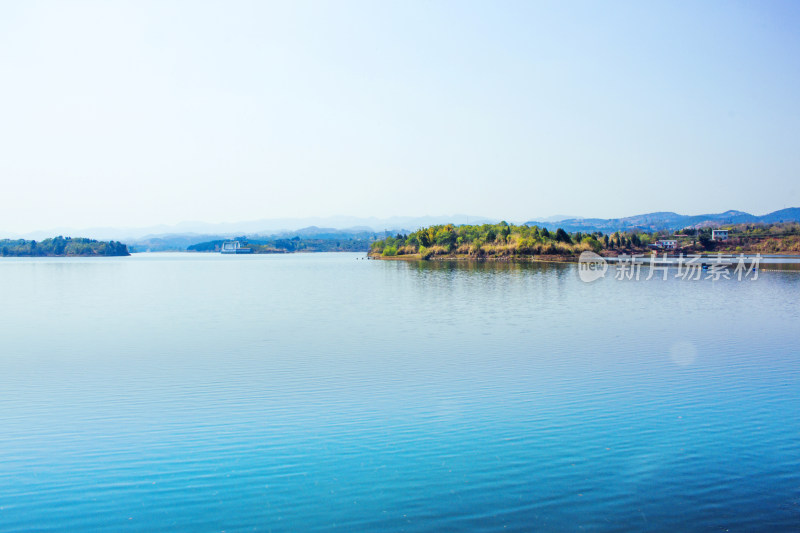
[368,253,580,263]
[368,250,800,264]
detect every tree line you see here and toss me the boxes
[0,237,130,257]
[371,222,606,259]
[369,221,800,259]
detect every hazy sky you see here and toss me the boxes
[1,0,799,232]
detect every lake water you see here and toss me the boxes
[1,252,799,531]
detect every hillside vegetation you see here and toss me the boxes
[369,222,800,260]
[371,222,603,259]
[0,237,130,257]
[704,222,800,254]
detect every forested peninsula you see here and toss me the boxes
[0,237,130,257]
[369,222,800,261]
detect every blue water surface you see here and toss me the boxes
[0,253,798,531]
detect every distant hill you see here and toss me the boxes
[133,227,392,252]
[524,208,800,233]
[187,231,381,253]
[127,234,232,252]
[265,226,391,240]
[758,207,800,224]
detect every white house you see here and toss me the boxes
[655,239,678,250]
[711,230,729,241]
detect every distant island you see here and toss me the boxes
[0,237,129,257]
[368,221,800,261]
[187,236,373,254]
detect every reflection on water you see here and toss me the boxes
[762,261,800,271]
[0,253,798,531]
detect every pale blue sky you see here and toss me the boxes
[1,0,798,232]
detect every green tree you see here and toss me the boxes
[435,226,455,247]
[555,228,572,243]
[417,229,431,247]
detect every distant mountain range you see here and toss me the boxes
[524,208,800,233]
[10,214,497,243]
[6,209,799,252]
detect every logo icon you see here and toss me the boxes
[578,251,608,283]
